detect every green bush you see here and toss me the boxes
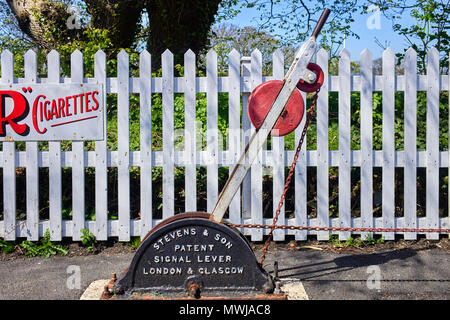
[81,228,97,252]
[19,230,68,258]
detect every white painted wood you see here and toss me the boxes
[1,47,448,242]
[1,50,16,241]
[24,50,39,241]
[47,50,62,241]
[338,49,351,240]
[94,50,108,240]
[228,49,241,224]
[3,215,448,239]
[117,50,130,241]
[272,48,285,241]
[71,50,85,241]
[316,48,330,240]
[206,49,219,213]
[162,50,174,220]
[403,48,417,240]
[360,49,373,239]
[184,49,196,212]
[139,50,152,239]
[250,49,263,241]
[295,90,308,241]
[426,47,440,240]
[382,48,395,240]
[241,57,252,221]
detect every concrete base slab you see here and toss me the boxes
[80,279,109,300]
[280,279,309,300]
[79,278,308,300]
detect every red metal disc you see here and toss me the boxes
[296,63,324,93]
[248,80,304,137]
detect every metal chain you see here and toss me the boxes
[228,223,450,234]
[256,88,321,266]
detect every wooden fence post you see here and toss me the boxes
[24,50,39,241]
[48,50,62,241]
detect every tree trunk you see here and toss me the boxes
[6,0,74,50]
[7,0,222,68]
[84,0,145,50]
[146,0,221,68]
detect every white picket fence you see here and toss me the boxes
[0,47,449,242]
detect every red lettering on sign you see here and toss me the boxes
[32,95,47,134]
[78,93,84,113]
[1,88,101,137]
[72,94,78,115]
[85,92,92,112]
[0,90,30,136]
[58,98,65,118]
[91,91,100,110]
[65,96,72,117]
[49,99,58,120]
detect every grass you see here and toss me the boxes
[329,234,384,248]
[19,230,68,258]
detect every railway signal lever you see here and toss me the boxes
[210,8,331,224]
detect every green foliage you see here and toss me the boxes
[0,239,16,253]
[80,228,97,252]
[389,0,450,72]
[329,234,384,248]
[0,0,449,228]
[126,237,141,249]
[19,230,68,258]
[217,0,361,58]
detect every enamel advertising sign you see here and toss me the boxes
[0,83,104,141]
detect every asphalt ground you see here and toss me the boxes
[0,244,449,300]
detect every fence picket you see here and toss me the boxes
[0,47,447,242]
[207,50,219,213]
[139,50,152,238]
[48,50,62,241]
[1,50,16,241]
[117,50,130,241]
[382,48,395,240]
[426,47,440,240]
[184,49,196,213]
[250,49,263,241]
[317,48,330,240]
[162,50,174,220]
[404,48,417,240]
[272,48,285,241]
[338,49,351,240]
[360,49,374,239]
[228,49,241,224]
[241,57,252,221]
[24,50,39,241]
[71,50,85,241]
[94,50,108,240]
[295,90,308,240]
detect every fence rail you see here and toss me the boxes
[0,47,449,242]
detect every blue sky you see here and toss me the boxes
[225,4,416,59]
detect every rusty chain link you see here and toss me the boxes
[228,88,450,267]
[257,88,320,266]
[227,223,450,235]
